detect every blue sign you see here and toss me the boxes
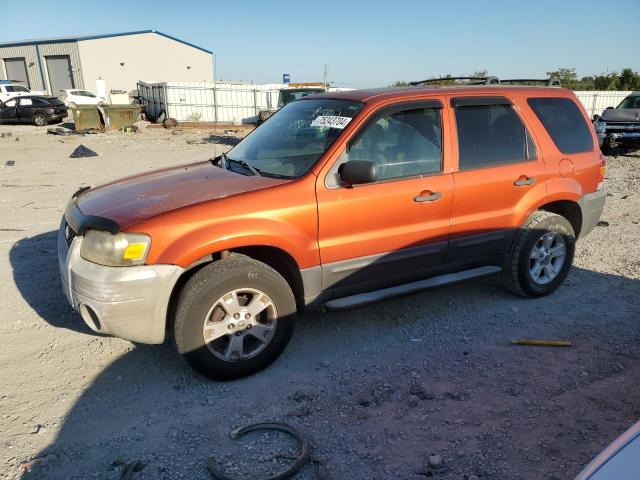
[283,74,290,84]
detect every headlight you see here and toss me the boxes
[80,230,151,266]
[594,120,607,134]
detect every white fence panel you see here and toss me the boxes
[137,81,354,124]
[574,91,631,117]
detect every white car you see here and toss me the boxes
[59,89,107,108]
[0,83,45,103]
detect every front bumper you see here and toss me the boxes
[57,220,184,344]
[577,190,606,239]
[597,130,640,146]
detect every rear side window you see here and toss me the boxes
[455,104,536,170]
[528,97,593,154]
[32,98,50,106]
[49,97,65,106]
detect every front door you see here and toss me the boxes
[316,100,454,295]
[0,98,18,122]
[447,95,549,263]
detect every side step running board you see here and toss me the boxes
[325,266,502,311]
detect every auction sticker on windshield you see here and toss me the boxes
[310,116,353,129]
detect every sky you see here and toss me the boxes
[2,0,639,88]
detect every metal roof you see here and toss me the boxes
[0,30,213,54]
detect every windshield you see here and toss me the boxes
[278,89,325,107]
[227,99,363,178]
[617,95,640,109]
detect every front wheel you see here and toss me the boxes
[502,211,575,298]
[173,255,296,380]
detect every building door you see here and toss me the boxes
[4,58,30,88]
[45,55,74,96]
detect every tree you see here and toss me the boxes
[391,81,408,87]
[546,67,578,89]
[593,73,619,90]
[618,68,640,90]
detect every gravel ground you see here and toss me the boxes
[1,123,639,480]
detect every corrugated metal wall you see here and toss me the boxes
[0,45,42,90]
[0,41,83,94]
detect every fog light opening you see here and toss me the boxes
[80,304,101,331]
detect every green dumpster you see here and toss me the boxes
[102,105,142,131]
[71,106,104,131]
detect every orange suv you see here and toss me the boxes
[58,79,606,379]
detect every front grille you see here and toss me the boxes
[64,220,77,246]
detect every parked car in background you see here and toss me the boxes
[575,420,640,479]
[59,80,605,380]
[593,92,640,154]
[0,82,45,103]
[257,83,327,125]
[0,96,67,126]
[59,89,107,108]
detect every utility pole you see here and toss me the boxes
[323,64,329,87]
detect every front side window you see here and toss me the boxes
[4,99,17,107]
[528,97,593,154]
[6,85,29,93]
[455,104,536,170]
[227,99,363,178]
[347,107,442,181]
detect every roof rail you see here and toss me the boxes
[408,76,500,86]
[406,76,561,87]
[500,78,561,87]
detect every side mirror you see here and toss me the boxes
[592,114,600,122]
[339,160,377,186]
[606,106,614,110]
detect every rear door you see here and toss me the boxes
[447,95,548,263]
[316,99,454,294]
[17,98,36,122]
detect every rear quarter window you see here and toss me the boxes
[527,97,593,154]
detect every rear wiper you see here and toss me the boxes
[227,157,262,176]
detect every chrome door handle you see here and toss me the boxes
[414,191,442,202]
[514,176,535,186]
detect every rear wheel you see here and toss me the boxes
[173,255,296,380]
[502,211,575,298]
[33,113,47,127]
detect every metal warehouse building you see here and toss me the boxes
[0,30,214,97]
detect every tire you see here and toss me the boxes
[257,110,274,126]
[33,114,47,127]
[173,255,296,380]
[502,211,575,298]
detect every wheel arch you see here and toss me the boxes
[166,245,306,333]
[537,200,583,238]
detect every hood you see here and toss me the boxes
[600,108,640,122]
[76,161,289,230]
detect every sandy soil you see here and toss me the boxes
[1,122,639,480]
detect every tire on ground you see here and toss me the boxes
[33,114,47,127]
[173,254,296,380]
[502,211,576,298]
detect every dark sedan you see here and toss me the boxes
[0,95,67,126]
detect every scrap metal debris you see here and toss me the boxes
[0,131,12,138]
[113,460,146,480]
[48,127,101,136]
[69,145,99,158]
[511,339,572,347]
[208,422,312,480]
[597,220,610,227]
[5,160,15,166]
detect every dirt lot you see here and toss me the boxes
[1,122,639,480]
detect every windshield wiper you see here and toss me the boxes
[227,157,262,176]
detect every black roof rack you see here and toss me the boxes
[500,78,561,87]
[406,76,561,87]
[408,76,500,86]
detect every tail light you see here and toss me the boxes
[597,153,606,190]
